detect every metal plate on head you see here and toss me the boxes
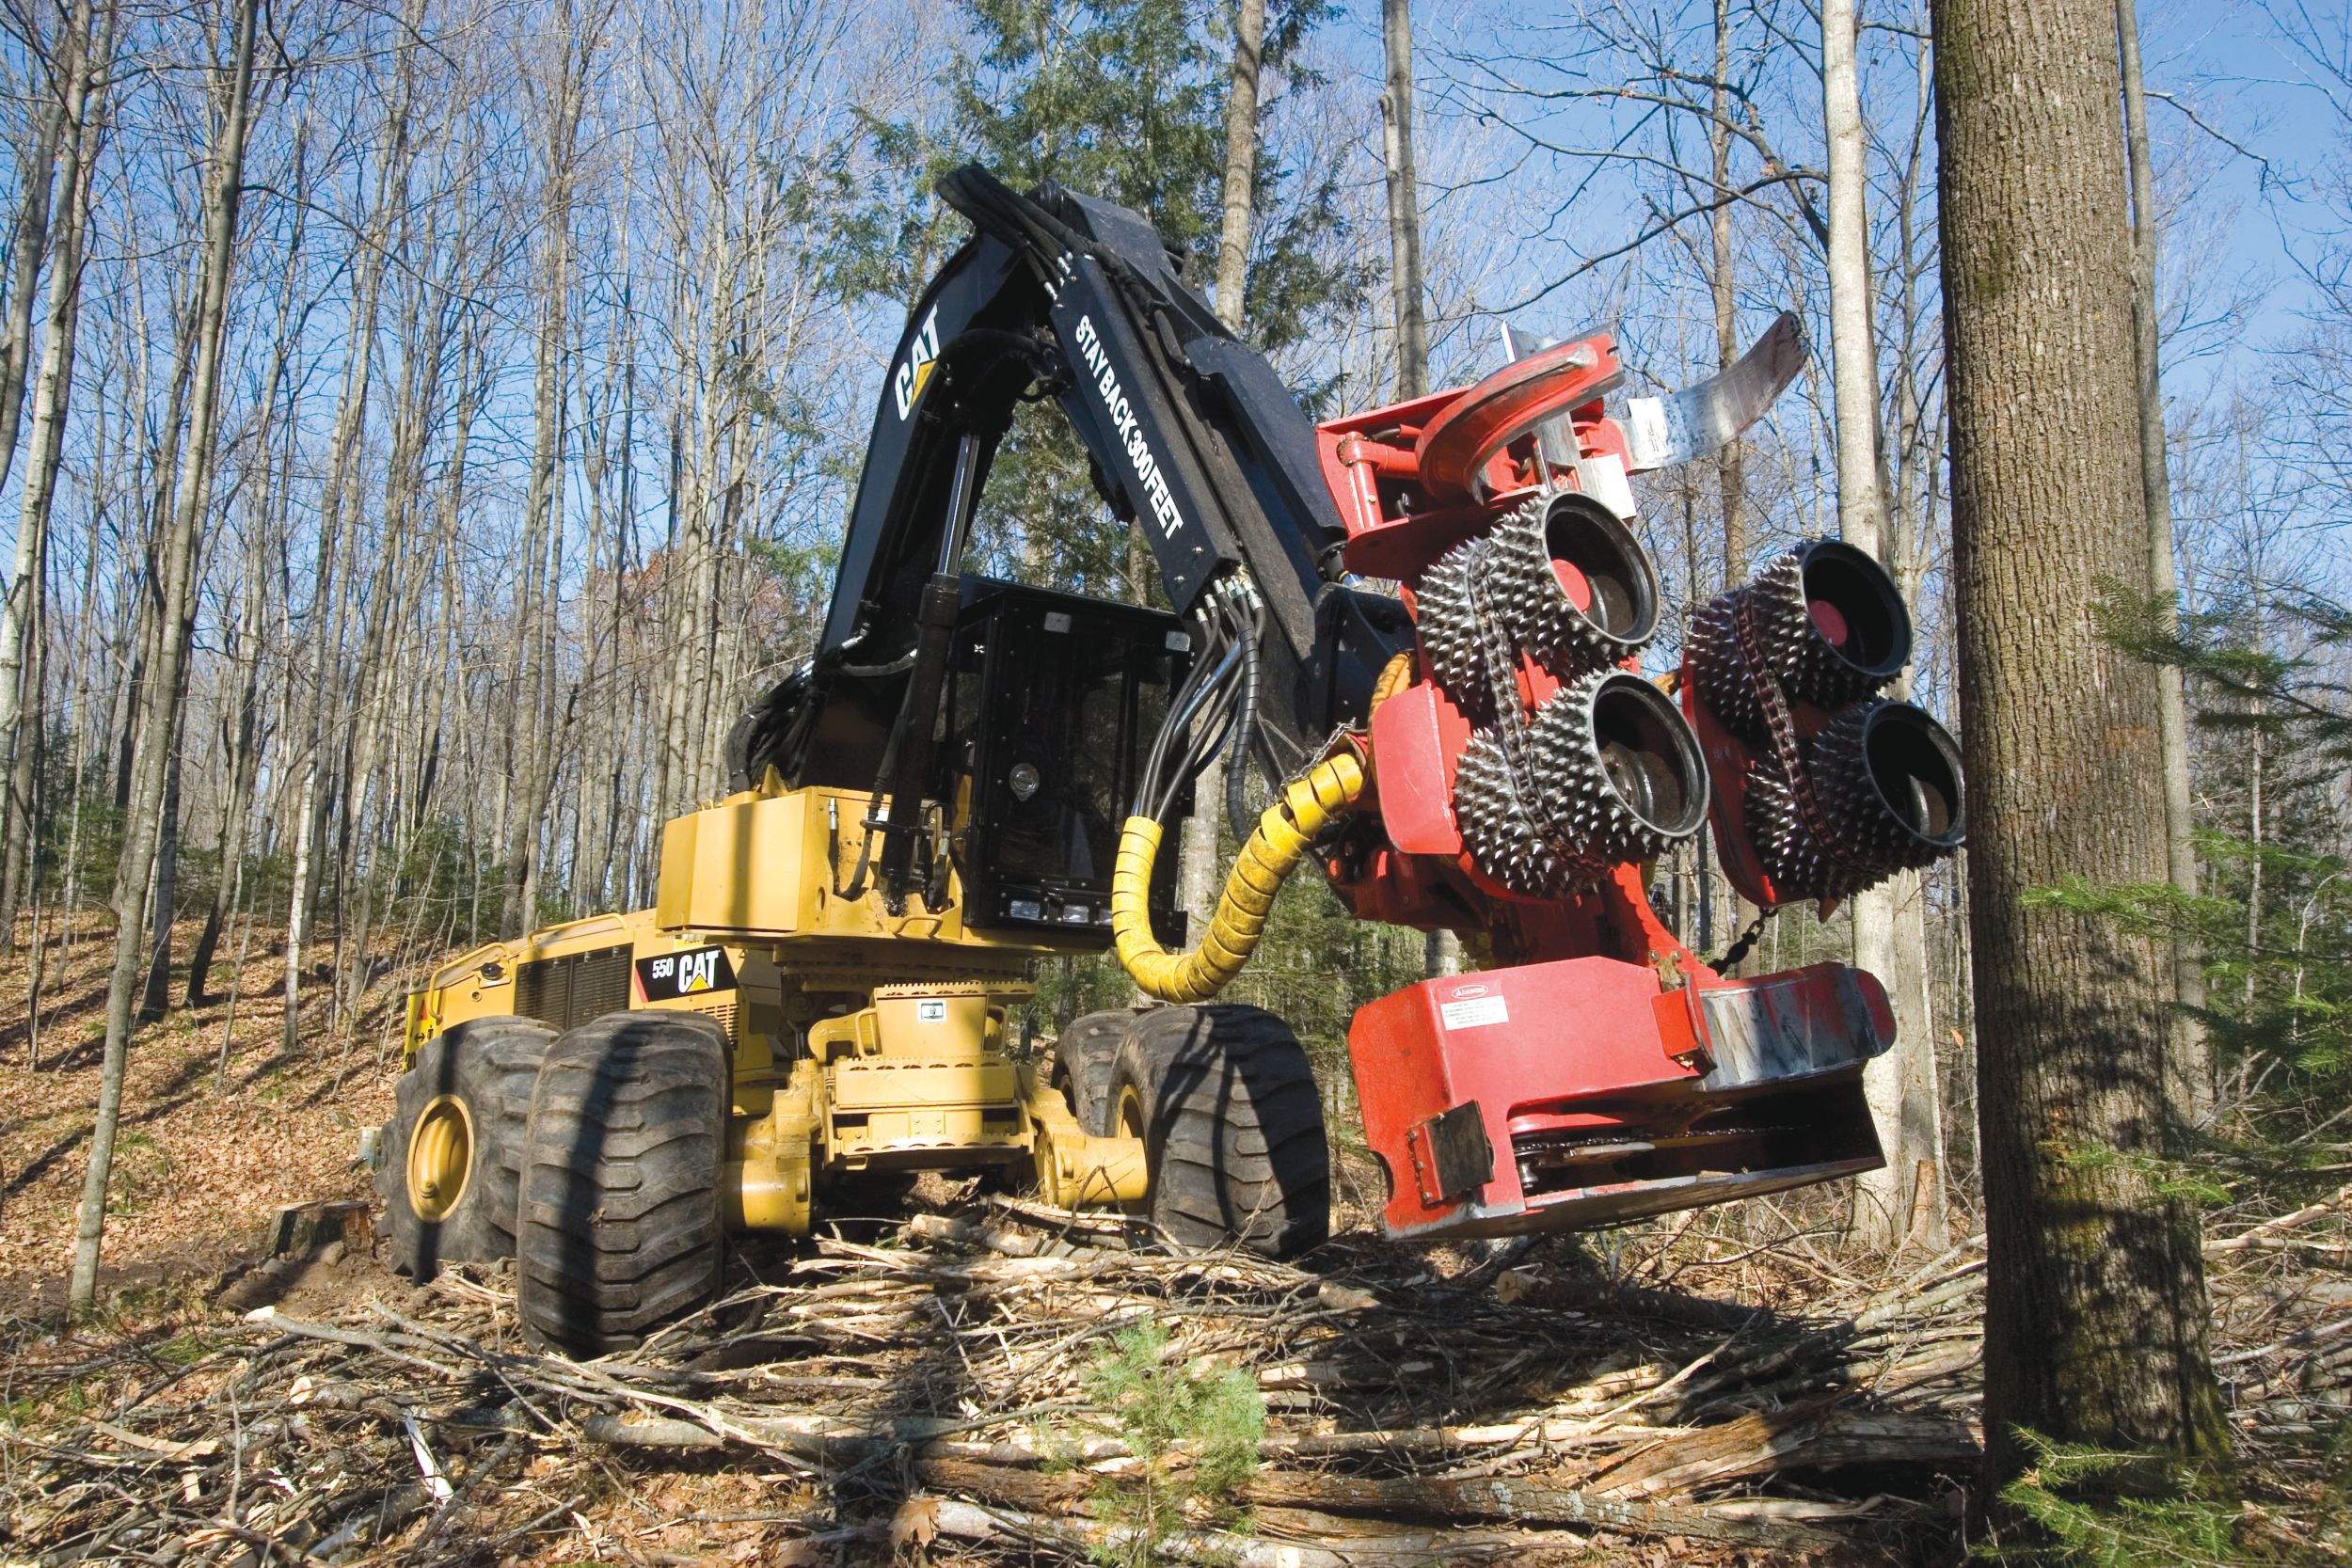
[1408,1101,1495,1206]
[1621,310,1805,472]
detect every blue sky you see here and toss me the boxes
[2147,2,2341,359]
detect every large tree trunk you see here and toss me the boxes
[1931,0,2231,1483]
[71,0,261,1313]
[2115,0,2210,1126]
[1822,0,1947,1252]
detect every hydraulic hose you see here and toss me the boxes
[1111,751,1366,1004]
[1223,623,1263,829]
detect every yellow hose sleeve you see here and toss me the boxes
[1110,751,1367,1003]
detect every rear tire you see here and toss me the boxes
[1055,1008,1140,1135]
[515,1011,729,1355]
[379,1017,555,1281]
[1109,1005,1329,1259]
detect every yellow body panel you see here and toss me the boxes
[657,784,1063,961]
[404,780,1147,1234]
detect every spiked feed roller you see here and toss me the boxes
[1417,491,1663,709]
[1455,671,1707,896]
[1410,483,1702,895]
[1685,539,1910,738]
[1745,699,1964,901]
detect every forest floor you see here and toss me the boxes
[1,916,2346,1565]
[0,913,393,1314]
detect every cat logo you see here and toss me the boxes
[893,304,943,420]
[635,944,738,1002]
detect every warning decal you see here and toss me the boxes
[1439,994,1510,1030]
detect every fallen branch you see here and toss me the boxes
[1585,1398,1979,1498]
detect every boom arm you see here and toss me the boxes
[727,168,1407,829]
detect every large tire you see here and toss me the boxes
[515,1011,729,1355]
[1055,1008,1141,1136]
[1109,1005,1329,1259]
[379,1017,555,1281]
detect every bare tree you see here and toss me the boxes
[0,0,104,951]
[2116,0,2211,1124]
[1823,0,1945,1249]
[1178,0,1269,934]
[72,0,262,1313]
[1379,0,1428,402]
[499,0,602,939]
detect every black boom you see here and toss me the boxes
[725,169,1408,916]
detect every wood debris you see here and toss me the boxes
[0,1180,2344,1564]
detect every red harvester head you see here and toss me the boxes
[1312,322,1967,1240]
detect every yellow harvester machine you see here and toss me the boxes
[383,168,1963,1355]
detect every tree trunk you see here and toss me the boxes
[1822,0,1947,1252]
[0,57,67,499]
[188,569,263,1008]
[1177,0,1269,938]
[500,21,592,938]
[72,0,261,1314]
[189,214,303,1009]
[2115,0,2210,1126]
[1378,0,1428,401]
[1379,0,1455,978]
[136,735,182,1022]
[0,0,101,953]
[1931,0,2231,1483]
[1708,0,1743,586]
[5,526,46,958]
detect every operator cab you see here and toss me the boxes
[944,578,1188,945]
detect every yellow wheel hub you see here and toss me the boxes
[1114,1084,1152,1213]
[406,1094,474,1223]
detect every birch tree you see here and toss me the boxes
[1823,0,1945,1248]
[0,0,105,952]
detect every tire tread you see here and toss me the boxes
[515,1010,728,1354]
[1109,1005,1329,1259]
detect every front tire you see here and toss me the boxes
[1109,1005,1329,1259]
[379,1017,555,1281]
[515,1011,729,1355]
[1055,1008,1141,1135]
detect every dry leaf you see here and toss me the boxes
[889,1495,939,1552]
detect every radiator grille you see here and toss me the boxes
[515,943,633,1032]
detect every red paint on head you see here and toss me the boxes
[1552,560,1594,614]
